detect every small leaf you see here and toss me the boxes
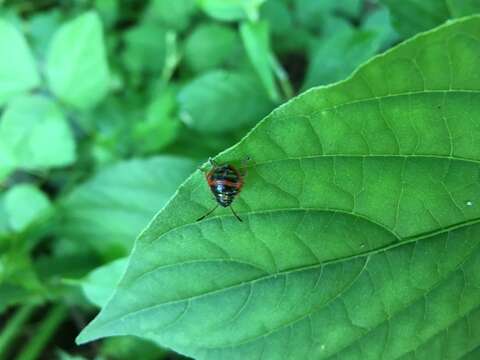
[178,70,273,134]
[260,0,311,53]
[133,88,180,154]
[302,28,381,90]
[184,23,240,73]
[77,16,480,359]
[4,184,52,232]
[80,258,127,308]
[0,20,40,106]
[294,0,362,31]
[240,21,280,102]
[121,21,167,75]
[198,0,266,22]
[27,9,62,57]
[362,6,399,49]
[144,0,197,31]
[59,157,197,259]
[0,95,76,170]
[46,11,110,110]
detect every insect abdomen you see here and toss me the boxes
[207,165,243,207]
[210,182,239,207]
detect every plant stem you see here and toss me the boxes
[15,304,68,360]
[0,304,36,360]
[269,55,294,100]
[160,31,180,86]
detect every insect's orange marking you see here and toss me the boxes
[207,178,243,189]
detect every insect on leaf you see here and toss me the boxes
[78,16,480,359]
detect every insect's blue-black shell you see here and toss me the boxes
[207,164,243,207]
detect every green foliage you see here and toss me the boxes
[78,16,480,359]
[80,258,127,308]
[46,12,110,110]
[4,185,51,233]
[133,89,180,154]
[294,0,362,31]
[380,0,480,37]
[184,24,240,73]
[178,70,274,134]
[100,336,167,360]
[59,157,197,259]
[240,21,280,102]
[2,1,479,359]
[0,20,39,106]
[144,0,196,31]
[0,95,76,172]
[199,0,266,21]
[302,28,380,90]
[121,21,167,75]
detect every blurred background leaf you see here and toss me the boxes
[58,157,197,260]
[46,12,110,110]
[4,184,52,233]
[0,95,76,171]
[199,0,266,22]
[0,19,39,106]
[178,70,274,133]
[184,23,240,74]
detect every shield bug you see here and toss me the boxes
[197,157,250,222]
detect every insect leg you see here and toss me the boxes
[196,204,219,222]
[230,206,243,222]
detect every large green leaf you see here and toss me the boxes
[0,20,40,106]
[380,0,480,37]
[59,157,197,260]
[78,16,480,359]
[46,11,110,110]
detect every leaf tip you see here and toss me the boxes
[74,315,107,345]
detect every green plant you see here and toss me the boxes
[1,1,480,359]
[77,15,480,359]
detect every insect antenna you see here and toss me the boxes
[196,204,219,222]
[230,206,243,222]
